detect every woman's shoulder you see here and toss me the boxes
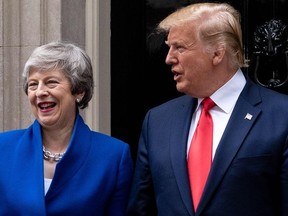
[87,131,133,165]
[0,128,27,140]
[89,131,130,149]
[0,129,29,152]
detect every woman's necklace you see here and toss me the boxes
[43,146,65,162]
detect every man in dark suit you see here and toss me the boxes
[127,2,288,216]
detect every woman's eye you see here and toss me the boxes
[28,83,38,90]
[47,80,59,87]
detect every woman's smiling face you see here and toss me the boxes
[27,68,78,130]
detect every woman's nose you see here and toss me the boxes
[35,85,49,97]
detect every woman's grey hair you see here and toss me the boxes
[22,41,94,109]
[157,2,248,69]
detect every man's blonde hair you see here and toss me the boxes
[158,3,248,69]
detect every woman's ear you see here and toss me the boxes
[75,92,85,102]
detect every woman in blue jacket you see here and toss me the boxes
[0,41,133,215]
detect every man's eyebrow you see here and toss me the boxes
[165,40,180,46]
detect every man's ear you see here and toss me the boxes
[212,46,225,65]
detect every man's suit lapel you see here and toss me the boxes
[197,81,262,213]
[169,96,197,216]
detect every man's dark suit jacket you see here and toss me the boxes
[127,79,288,216]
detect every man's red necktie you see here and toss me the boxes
[188,97,215,211]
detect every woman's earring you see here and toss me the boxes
[76,98,81,103]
